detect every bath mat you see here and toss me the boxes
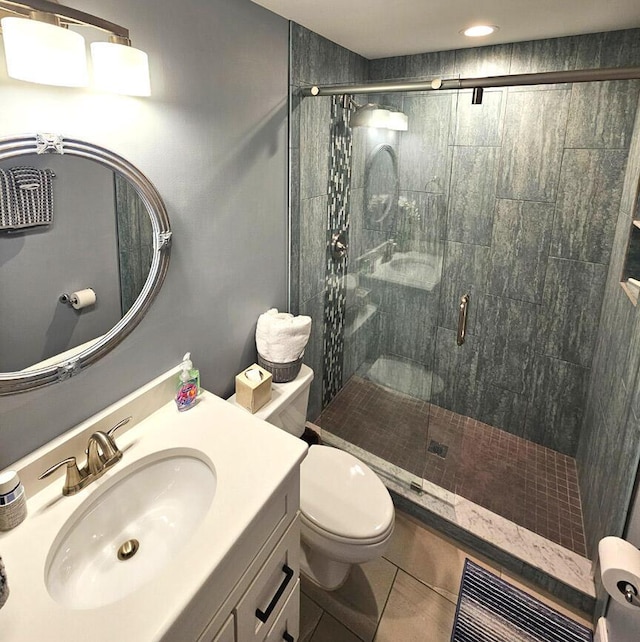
[451,560,592,642]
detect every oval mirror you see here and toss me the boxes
[0,133,171,394]
[364,143,399,230]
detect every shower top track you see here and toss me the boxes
[301,66,640,97]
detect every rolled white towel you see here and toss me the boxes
[256,309,287,358]
[255,308,311,363]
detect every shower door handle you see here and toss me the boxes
[457,294,469,346]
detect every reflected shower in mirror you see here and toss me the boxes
[114,174,153,315]
[364,143,398,230]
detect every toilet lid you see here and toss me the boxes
[300,445,394,540]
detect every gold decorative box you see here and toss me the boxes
[234,364,272,413]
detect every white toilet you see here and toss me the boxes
[228,364,395,590]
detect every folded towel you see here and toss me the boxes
[0,166,55,230]
[256,308,312,363]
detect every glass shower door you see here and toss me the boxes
[315,88,459,491]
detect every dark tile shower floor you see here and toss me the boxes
[316,376,587,557]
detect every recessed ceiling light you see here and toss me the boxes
[462,25,499,37]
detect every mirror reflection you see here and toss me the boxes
[0,154,152,372]
[364,143,399,229]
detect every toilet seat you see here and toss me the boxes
[300,510,394,545]
[300,445,394,541]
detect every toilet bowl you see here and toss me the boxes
[227,365,395,590]
[299,444,394,589]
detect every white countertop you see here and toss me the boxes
[0,385,307,641]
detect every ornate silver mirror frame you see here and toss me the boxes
[364,143,399,229]
[0,133,172,395]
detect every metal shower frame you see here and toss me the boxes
[301,65,640,97]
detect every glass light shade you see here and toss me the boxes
[351,104,408,131]
[90,41,150,96]
[351,104,389,128]
[368,108,391,128]
[387,111,408,131]
[1,17,88,87]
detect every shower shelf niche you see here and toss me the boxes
[620,187,640,305]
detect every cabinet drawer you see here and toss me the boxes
[181,473,300,642]
[235,519,300,642]
[265,579,300,642]
[200,613,235,642]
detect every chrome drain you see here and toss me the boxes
[427,439,449,459]
[117,538,140,561]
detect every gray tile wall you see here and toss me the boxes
[290,23,367,420]
[292,28,640,573]
[292,26,640,608]
[365,29,640,459]
[577,94,640,584]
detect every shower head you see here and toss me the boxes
[350,102,408,131]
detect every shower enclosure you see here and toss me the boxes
[290,25,640,585]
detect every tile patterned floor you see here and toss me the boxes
[316,376,587,556]
[299,510,592,642]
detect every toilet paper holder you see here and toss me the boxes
[59,288,95,308]
[619,580,639,606]
[599,536,640,609]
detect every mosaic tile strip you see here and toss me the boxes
[322,95,353,406]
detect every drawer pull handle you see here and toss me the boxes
[283,632,295,642]
[255,564,294,623]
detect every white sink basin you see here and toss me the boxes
[45,450,216,609]
[371,251,442,290]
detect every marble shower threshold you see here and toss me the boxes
[313,426,596,616]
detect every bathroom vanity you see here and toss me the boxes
[0,367,307,641]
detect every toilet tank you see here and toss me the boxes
[227,364,314,437]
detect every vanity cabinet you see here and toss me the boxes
[187,471,302,642]
[0,376,308,642]
[210,615,235,642]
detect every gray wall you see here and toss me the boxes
[0,0,289,469]
[0,155,120,371]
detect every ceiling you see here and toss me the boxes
[251,0,640,60]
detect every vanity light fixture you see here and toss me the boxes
[461,24,499,38]
[1,15,87,87]
[350,102,408,131]
[91,37,150,96]
[386,109,409,131]
[0,0,151,95]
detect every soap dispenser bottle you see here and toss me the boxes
[175,353,198,412]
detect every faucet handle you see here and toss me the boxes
[107,416,132,439]
[39,456,87,496]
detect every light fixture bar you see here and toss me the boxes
[0,0,129,39]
